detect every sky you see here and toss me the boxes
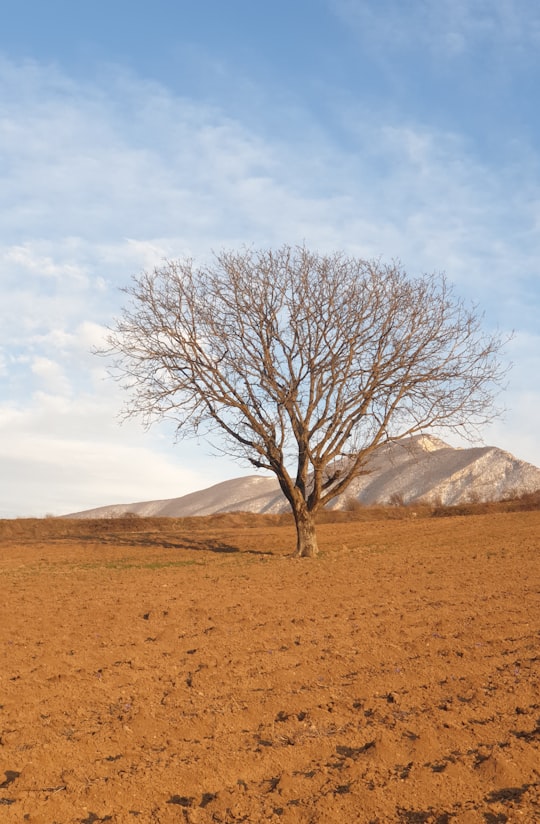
[1,0,539,517]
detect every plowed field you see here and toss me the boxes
[1,511,539,823]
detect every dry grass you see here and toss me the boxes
[1,488,538,545]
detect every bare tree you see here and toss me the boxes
[105,245,507,557]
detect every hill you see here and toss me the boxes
[65,435,540,519]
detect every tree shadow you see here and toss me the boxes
[164,537,272,556]
[73,532,272,556]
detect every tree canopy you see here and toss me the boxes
[106,246,507,556]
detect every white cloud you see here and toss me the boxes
[3,243,88,283]
[30,357,71,396]
[331,0,540,57]
[0,388,237,517]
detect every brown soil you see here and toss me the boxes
[1,511,539,823]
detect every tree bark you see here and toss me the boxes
[293,506,319,558]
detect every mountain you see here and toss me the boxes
[65,436,540,519]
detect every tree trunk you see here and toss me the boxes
[293,506,319,558]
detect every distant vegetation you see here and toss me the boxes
[428,488,540,517]
[1,490,538,543]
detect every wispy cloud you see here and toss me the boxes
[332,0,540,57]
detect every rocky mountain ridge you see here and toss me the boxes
[65,435,540,518]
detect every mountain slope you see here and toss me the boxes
[65,436,540,518]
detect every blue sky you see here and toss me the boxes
[1,0,539,516]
